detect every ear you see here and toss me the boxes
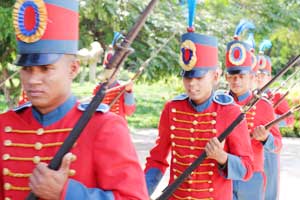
[69,59,80,79]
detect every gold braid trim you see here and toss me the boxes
[5,127,72,135]
[4,183,30,191]
[4,141,63,150]
[173,143,205,150]
[173,118,216,125]
[173,168,213,176]
[171,135,210,141]
[172,127,217,134]
[3,168,31,178]
[178,187,213,192]
[171,109,217,117]
[172,193,213,200]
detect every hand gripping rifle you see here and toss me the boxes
[155,54,300,200]
[108,32,176,108]
[26,0,159,199]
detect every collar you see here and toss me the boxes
[188,93,213,112]
[230,90,251,102]
[32,95,77,126]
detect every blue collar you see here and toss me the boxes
[230,90,251,102]
[188,93,213,112]
[32,95,77,126]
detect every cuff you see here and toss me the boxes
[145,168,163,196]
[263,133,275,152]
[124,92,135,105]
[223,154,246,180]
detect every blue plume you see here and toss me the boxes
[187,0,197,28]
[179,0,186,5]
[234,19,255,37]
[259,40,272,53]
[111,31,124,46]
[245,32,255,49]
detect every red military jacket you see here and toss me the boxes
[93,81,136,119]
[0,101,147,200]
[145,93,253,200]
[232,91,282,172]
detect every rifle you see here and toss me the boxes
[155,54,300,200]
[265,104,300,129]
[26,0,159,199]
[108,32,176,108]
[273,81,300,109]
[269,67,300,99]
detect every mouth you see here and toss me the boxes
[27,90,44,97]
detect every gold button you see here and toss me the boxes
[209,188,214,192]
[193,120,198,125]
[69,169,76,176]
[4,140,12,146]
[71,154,77,162]
[208,180,212,184]
[188,180,193,184]
[5,197,11,200]
[4,183,11,190]
[210,163,215,167]
[36,128,44,135]
[3,154,10,160]
[170,134,175,139]
[190,146,195,150]
[189,155,194,158]
[173,158,177,163]
[33,156,41,164]
[212,129,217,134]
[212,112,217,117]
[172,150,176,155]
[174,175,177,179]
[211,120,216,125]
[171,108,176,113]
[172,142,176,147]
[190,128,194,133]
[3,168,10,175]
[188,188,192,192]
[190,138,195,142]
[173,117,177,121]
[187,196,192,200]
[35,142,43,150]
[170,125,175,130]
[208,171,214,175]
[252,112,256,116]
[4,126,12,133]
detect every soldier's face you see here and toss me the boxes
[257,72,271,89]
[20,55,79,114]
[225,73,253,96]
[183,71,217,105]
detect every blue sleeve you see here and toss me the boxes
[145,168,163,196]
[124,92,135,105]
[263,133,276,152]
[219,154,246,180]
[65,179,114,200]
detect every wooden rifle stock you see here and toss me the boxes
[26,0,159,199]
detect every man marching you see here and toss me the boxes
[0,0,147,199]
[144,1,254,199]
[224,21,282,200]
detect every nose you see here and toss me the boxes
[25,67,43,85]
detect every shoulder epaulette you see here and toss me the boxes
[77,103,109,113]
[172,94,189,101]
[13,102,32,112]
[213,92,234,105]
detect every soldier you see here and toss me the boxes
[0,0,147,199]
[93,32,136,119]
[224,21,282,200]
[256,40,294,200]
[144,2,254,199]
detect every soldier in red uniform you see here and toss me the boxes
[224,22,282,200]
[144,2,254,199]
[256,40,294,200]
[93,31,136,119]
[0,1,148,199]
[93,68,136,119]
